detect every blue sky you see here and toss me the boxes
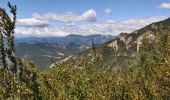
[0,0,170,37]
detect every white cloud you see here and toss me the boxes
[160,3,170,9]
[104,8,112,16]
[106,20,116,24]
[32,9,97,25]
[15,9,98,37]
[80,9,97,22]
[32,12,77,24]
[15,27,69,37]
[79,22,134,36]
[17,18,48,27]
[75,16,168,36]
[118,16,168,28]
[15,14,168,37]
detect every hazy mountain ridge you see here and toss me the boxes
[15,34,114,70]
[15,34,114,44]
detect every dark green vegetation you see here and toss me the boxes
[0,3,170,99]
[15,34,114,70]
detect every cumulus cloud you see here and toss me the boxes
[17,18,49,27]
[104,8,112,16]
[32,12,77,24]
[66,16,167,36]
[118,16,168,28]
[67,16,168,36]
[105,20,116,24]
[160,3,170,9]
[15,9,98,37]
[15,16,167,37]
[32,9,97,25]
[15,27,69,37]
[80,9,97,22]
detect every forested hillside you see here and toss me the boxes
[45,18,170,99]
[0,2,170,99]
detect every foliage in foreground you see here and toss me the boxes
[40,32,170,99]
[0,2,170,100]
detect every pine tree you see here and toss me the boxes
[0,2,42,99]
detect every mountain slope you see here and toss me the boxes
[51,18,170,70]
[45,18,170,99]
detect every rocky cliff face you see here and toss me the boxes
[108,30,155,53]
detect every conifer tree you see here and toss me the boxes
[0,2,41,99]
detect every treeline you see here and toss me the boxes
[0,2,170,100]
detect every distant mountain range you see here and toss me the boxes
[15,34,113,44]
[15,34,114,70]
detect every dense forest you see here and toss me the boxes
[0,2,170,100]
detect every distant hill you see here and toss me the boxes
[15,34,114,70]
[51,18,170,70]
